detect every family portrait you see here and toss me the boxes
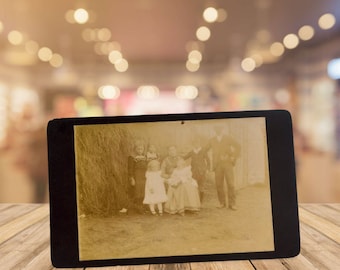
[74,117,274,261]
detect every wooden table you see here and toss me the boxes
[0,204,339,269]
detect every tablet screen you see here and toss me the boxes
[73,117,274,261]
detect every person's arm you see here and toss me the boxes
[127,156,136,186]
[183,151,193,160]
[161,158,169,179]
[230,137,241,158]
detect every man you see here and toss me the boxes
[184,138,210,202]
[209,125,241,210]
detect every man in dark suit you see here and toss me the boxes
[209,125,241,210]
[184,138,210,202]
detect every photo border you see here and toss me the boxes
[47,110,300,268]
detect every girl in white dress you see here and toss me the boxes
[143,160,167,215]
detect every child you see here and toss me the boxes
[146,144,159,162]
[126,143,148,214]
[143,160,167,215]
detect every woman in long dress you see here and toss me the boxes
[164,157,200,215]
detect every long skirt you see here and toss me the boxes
[164,184,185,214]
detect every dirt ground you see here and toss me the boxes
[78,177,274,261]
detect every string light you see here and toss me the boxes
[203,7,218,23]
[98,85,120,99]
[74,8,89,24]
[175,86,198,99]
[196,26,211,42]
[318,13,336,30]
[298,25,315,41]
[137,85,159,99]
[8,30,24,45]
[38,47,53,62]
[283,33,299,49]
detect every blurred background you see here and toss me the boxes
[0,0,340,203]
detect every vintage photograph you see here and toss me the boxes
[74,117,274,261]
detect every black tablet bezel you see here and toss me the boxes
[47,110,300,268]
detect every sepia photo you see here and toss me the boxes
[74,117,274,261]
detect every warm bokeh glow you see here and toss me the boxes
[298,25,315,41]
[74,8,89,24]
[217,8,227,22]
[0,84,7,143]
[203,7,218,23]
[175,85,198,99]
[137,85,159,99]
[318,13,336,30]
[82,28,95,41]
[108,50,123,64]
[185,41,205,53]
[241,57,256,72]
[25,40,39,54]
[0,21,4,33]
[38,47,53,62]
[283,33,299,49]
[186,60,200,72]
[114,58,128,72]
[94,42,116,55]
[275,88,291,104]
[65,9,76,24]
[251,53,264,67]
[98,85,120,99]
[270,42,285,57]
[196,26,211,42]
[97,28,112,42]
[49,53,63,68]
[188,50,202,64]
[8,30,24,45]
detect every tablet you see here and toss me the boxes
[47,110,300,268]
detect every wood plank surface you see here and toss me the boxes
[0,204,41,226]
[299,205,340,244]
[0,204,340,270]
[0,204,49,244]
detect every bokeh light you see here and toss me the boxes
[217,8,227,22]
[114,58,128,72]
[283,33,299,49]
[108,50,123,64]
[196,26,211,42]
[241,57,256,72]
[203,7,218,23]
[74,8,89,24]
[318,13,336,30]
[270,42,285,57]
[188,50,202,64]
[8,30,24,45]
[49,53,63,68]
[298,25,315,41]
[175,85,198,99]
[327,58,340,79]
[137,85,159,99]
[98,85,120,99]
[186,60,200,72]
[38,47,53,62]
